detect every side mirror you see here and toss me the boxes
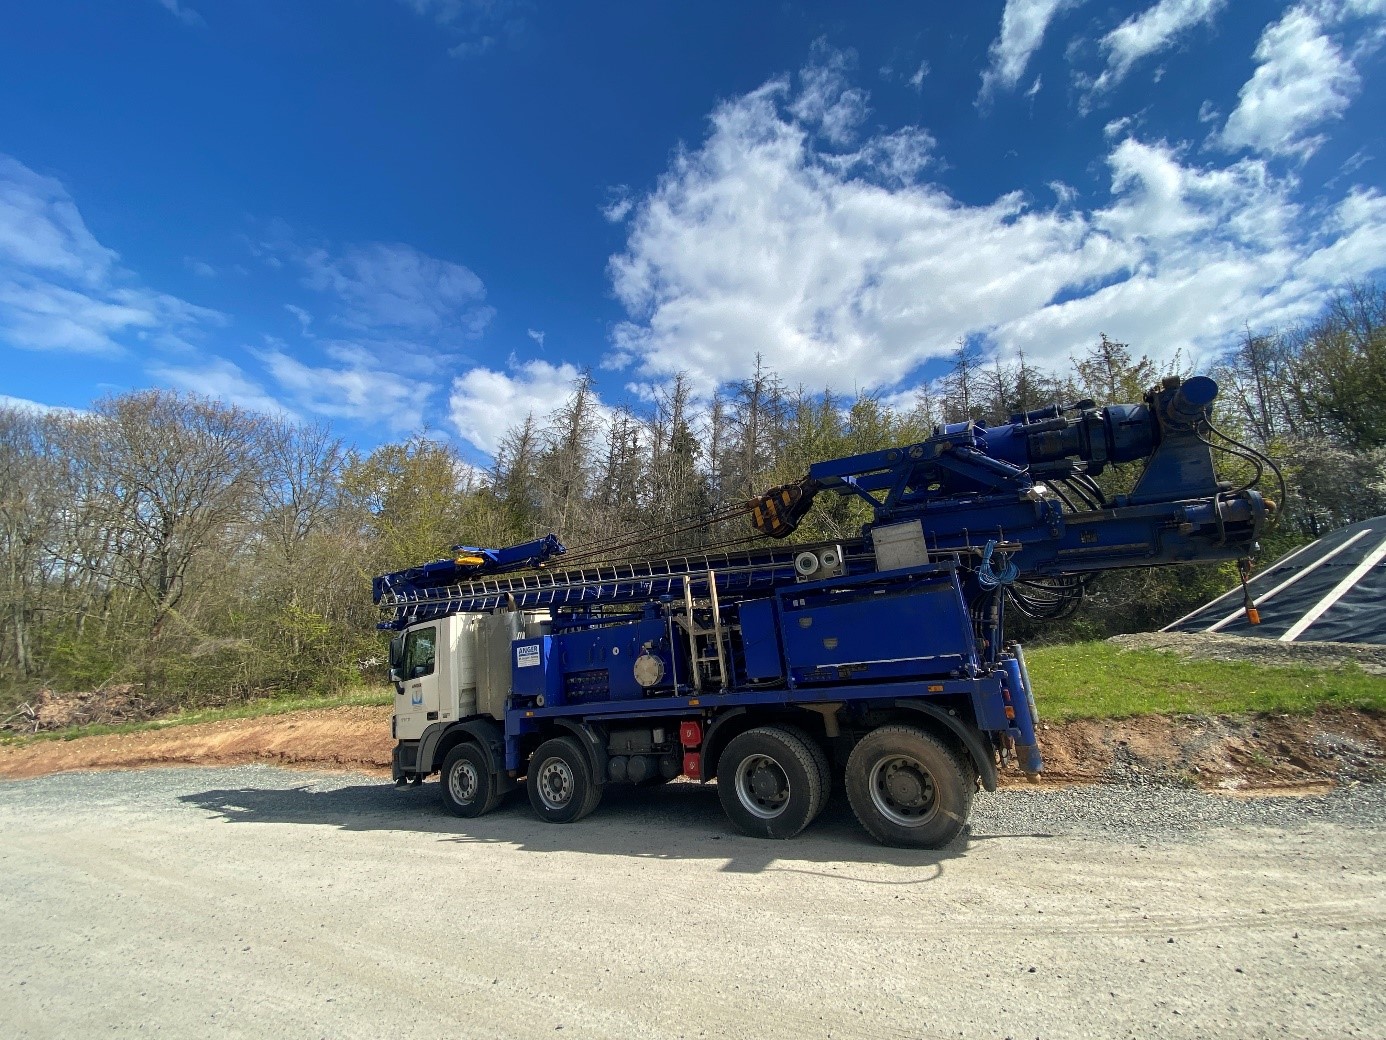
[389,667,403,684]
[388,634,404,671]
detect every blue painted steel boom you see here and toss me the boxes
[374,375,1269,629]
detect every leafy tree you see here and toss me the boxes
[340,436,473,572]
[1286,283,1386,450]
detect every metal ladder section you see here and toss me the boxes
[380,543,861,625]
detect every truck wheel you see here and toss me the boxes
[440,743,501,818]
[845,725,973,849]
[527,736,601,824]
[716,726,823,839]
[779,724,833,817]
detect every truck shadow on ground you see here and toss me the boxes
[179,777,1047,876]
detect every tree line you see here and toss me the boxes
[2,283,1382,709]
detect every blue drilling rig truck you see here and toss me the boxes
[374,375,1273,847]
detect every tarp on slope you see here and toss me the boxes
[1163,515,1386,644]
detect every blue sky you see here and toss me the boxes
[2,0,1384,461]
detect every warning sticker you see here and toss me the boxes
[515,643,541,668]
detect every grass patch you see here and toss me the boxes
[1026,642,1386,720]
[0,687,391,747]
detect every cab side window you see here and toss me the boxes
[403,626,437,679]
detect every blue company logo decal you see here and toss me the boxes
[411,688,424,706]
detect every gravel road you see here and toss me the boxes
[2,768,1383,1040]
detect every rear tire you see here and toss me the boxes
[779,724,833,818]
[845,725,973,848]
[440,743,501,818]
[716,726,824,839]
[527,736,601,824]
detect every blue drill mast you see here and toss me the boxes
[376,375,1272,847]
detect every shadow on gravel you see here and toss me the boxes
[178,779,1043,875]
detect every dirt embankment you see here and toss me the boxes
[1032,709,1384,792]
[2,701,1382,792]
[0,706,395,781]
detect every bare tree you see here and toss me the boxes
[536,370,602,537]
[62,392,269,688]
[729,355,784,496]
[938,339,984,422]
[0,408,60,680]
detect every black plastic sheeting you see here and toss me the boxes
[1164,515,1386,644]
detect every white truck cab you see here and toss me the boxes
[389,609,553,749]
[389,613,479,741]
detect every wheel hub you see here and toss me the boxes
[450,761,479,803]
[869,755,938,826]
[885,765,926,806]
[538,758,574,809]
[734,754,791,819]
[750,765,783,800]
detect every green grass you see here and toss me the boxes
[0,687,392,747]
[1025,642,1386,721]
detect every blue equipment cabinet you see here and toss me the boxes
[776,564,976,686]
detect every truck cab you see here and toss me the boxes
[389,613,478,743]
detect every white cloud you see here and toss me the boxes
[299,240,493,337]
[284,303,314,335]
[257,346,431,433]
[0,155,222,356]
[526,328,545,348]
[604,57,1386,399]
[1049,180,1078,206]
[245,234,494,437]
[398,0,468,23]
[603,195,634,223]
[979,0,1082,101]
[397,0,523,59]
[791,42,869,145]
[146,356,293,417]
[449,358,607,454]
[1296,187,1386,280]
[1103,115,1138,140]
[1084,0,1226,103]
[0,157,116,281]
[0,394,87,416]
[245,231,490,432]
[908,62,930,90]
[155,0,202,26]
[1213,4,1367,159]
[185,257,217,277]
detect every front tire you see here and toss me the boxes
[845,725,973,848]
[716,726,824,839]
[526,736,601,824]
[440,743,501,818]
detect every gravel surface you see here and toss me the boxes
[2,767,1383,1039]
[1110,631,1386,674]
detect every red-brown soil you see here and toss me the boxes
[2,703,1381,792]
